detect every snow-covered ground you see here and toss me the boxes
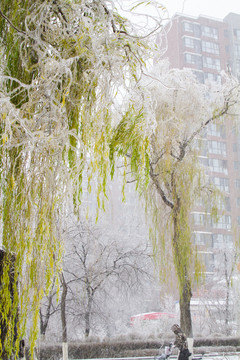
[65,354,240,360]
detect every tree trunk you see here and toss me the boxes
[172,201,193,338]
[225,282,230,335]
[179,277,193,338]
[60,273,68,360]
[224,252,233,336]
[85,291,93,338]
[85,312,90,338]
[39,281,56,338]
[40,309,48,337]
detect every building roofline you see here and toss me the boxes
[172,12,225,23]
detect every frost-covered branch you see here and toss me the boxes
[149,161,174,209]
[0,8,27,35]
[0,0,165,356]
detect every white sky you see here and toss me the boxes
[120,1,240,32]
[164,0,240,19]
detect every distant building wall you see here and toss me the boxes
[161,12,240,273]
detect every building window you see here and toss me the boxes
[237,197,240,207]
[234,28,240,40]
[193,233,205,246]
[194,71,204,83]
[213,234,233,248]
[225,197,231,211]
[193,232,212,246]
[208,140,226,156]
[200,252,214,272]
[209,158,228,174]
[234,161,240,170]
[208,122,226,138]
[211,177,229,192]
[193,213,204,225]
[199,157,209,167]
[194,137,207,155]
[203,56,221,70]
[184,53,202,69]
[183,21,194,33]
[235,179,240,188]
[194,138,205,153]
[202,41,219,55]
[233,143,238,152]
[193,213,210,226]
[213,215,231,230]
[204,72,221,83]
[184,37,201,53]
[234,44,240,58]
[222,197,230,211]
[184,37,194,48]
[182,22,201,37]
[201,25,218,40]
[217,197,231,212]
[194,196,205,207]
[236,60,240,74]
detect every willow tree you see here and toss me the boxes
[0,0,165,357]
[110,62,240,337]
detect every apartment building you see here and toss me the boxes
[162,12,240,273]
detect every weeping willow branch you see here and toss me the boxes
[182,83,240,153]
[149,161,174,209]
[0,0,165,357]
[0,8,26,35]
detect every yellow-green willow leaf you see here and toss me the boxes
[0,0,158,356]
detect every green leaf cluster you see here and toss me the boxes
[0,0,155,356]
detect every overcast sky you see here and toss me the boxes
[164,0,240,19]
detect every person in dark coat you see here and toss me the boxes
[171,324,191,360]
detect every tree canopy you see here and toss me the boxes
[0,0,164,357]
[110,61,240,336]
[1,0,240,355]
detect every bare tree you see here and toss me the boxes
[39,281,59,339]
[212,245,239,335]
[63,218,152,338]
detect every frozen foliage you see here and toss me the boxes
[0,0,240,356]
[0,0,170,356]
[110,57,240,337]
